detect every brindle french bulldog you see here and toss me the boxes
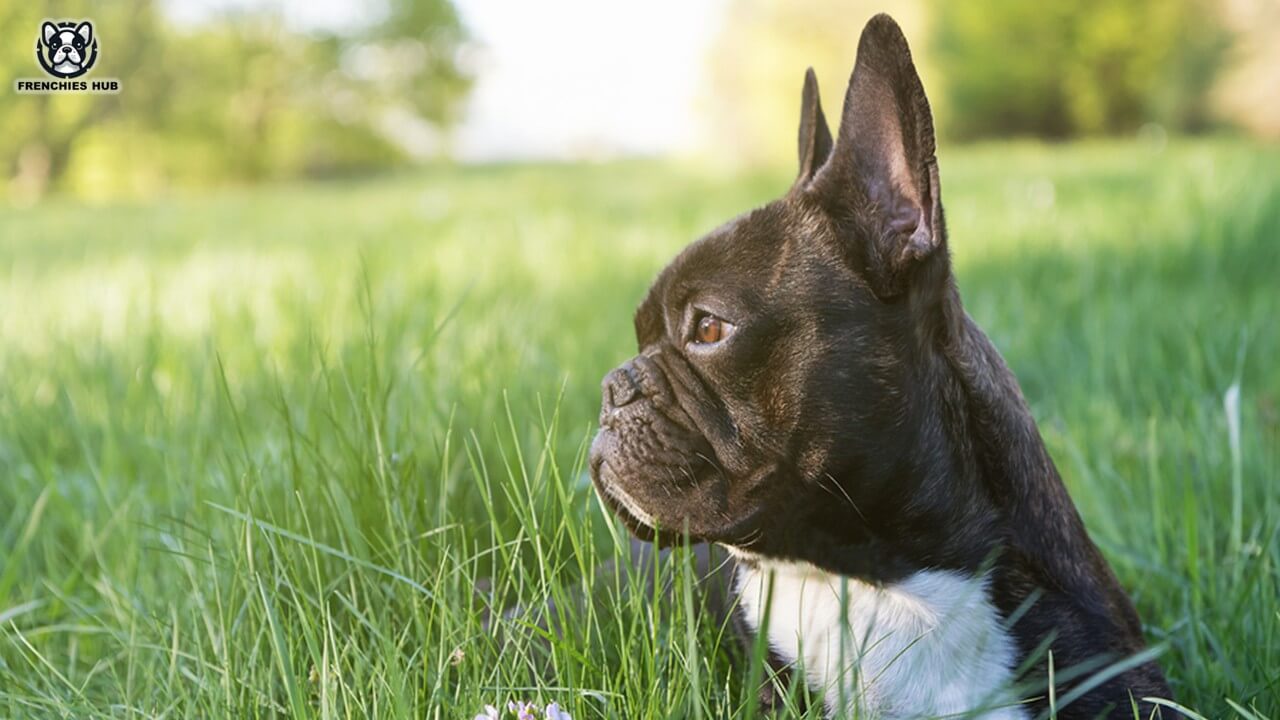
[589,13,1170,719]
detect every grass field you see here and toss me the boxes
[1,138,1278,719]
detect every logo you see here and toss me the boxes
[14,19,120,94]
[37,21,97,79]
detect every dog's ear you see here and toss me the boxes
[793,68,833,189]
[42,22,58,46]
[75,22,92,45]
[815,14,942,297]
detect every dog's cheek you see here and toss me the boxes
[760,383,788,427]
[795,443,831,484]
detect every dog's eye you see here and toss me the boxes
[693,314,731,345]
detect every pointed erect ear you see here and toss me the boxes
[817,14,943,297]
[794,68,833,189]
[42,22,58,45]
[76,22,93,45]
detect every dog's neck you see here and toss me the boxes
[805,278,1119,587]
[932,284,1126,602]
[751,274,1126,606]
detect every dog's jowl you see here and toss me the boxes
[589,13,1170,719]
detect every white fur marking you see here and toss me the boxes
[734,554,1029,719]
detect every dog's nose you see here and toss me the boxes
[601,364,641,410]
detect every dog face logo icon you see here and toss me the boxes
[36,20,98,79]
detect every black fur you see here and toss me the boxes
[589,14,1170,717]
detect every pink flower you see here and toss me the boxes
[473,705,500,720]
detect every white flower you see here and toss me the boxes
[474,699,569,720]
[544,702,572,720]
[508,701,537,720]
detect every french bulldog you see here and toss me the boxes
[39,21,95,79]
[589,13,1170,719]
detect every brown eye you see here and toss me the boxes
[694,314,724,344]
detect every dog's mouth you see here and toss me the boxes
[589,456,659,543]
[589,351,773,547]
[589,446,776,549]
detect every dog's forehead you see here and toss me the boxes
[633,199,824,343]
[680,202,804,282]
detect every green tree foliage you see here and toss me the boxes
[930,0,1232,138]
[0,0,472,200]
[703,0,1238,162]
[0,1,165,199]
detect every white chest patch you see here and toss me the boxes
[732,554,1029,719]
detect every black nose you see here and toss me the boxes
[601,364,640,410]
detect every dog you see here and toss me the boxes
[589,14,1170,719]
[39,21,95,79]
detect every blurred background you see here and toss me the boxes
[2,2,1279,717]
[2,0,1278,201]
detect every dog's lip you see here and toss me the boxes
[711,501,772,547]
[591,458,713,547]
[589,458,658,543]
[590,454,768,548]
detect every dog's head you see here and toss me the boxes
[589,14,951,553]
[40,21,94,76]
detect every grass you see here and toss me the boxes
[0,138,1277,719]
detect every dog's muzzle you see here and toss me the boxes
[54,48,82,65]
[600,362,642,421]
[589,352,727,541]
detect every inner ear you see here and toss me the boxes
[794,68,833,189]
[816,14,943,297]
[43,22,57,45]
[76,22,92,45]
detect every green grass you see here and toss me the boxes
[1,138,1277,719]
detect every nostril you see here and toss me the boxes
[604,366,640,409]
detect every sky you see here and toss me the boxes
[452,0,722,160]
[165,0,724,160]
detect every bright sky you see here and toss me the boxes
[165,0,724,160]
[453,0,722,160]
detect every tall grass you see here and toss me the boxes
[0,139,1277,718]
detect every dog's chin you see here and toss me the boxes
[590,461,662,544]
[591,459,775,549]
[597,487,661,544]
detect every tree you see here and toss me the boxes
[929,0,1232,138]
[0,0,164,200]
[0,0,473,200]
